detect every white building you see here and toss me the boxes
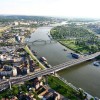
[12,67,17,76]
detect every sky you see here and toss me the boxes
[0,0,100,18]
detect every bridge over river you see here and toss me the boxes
[0,52,100,91]
[26,39,57,45]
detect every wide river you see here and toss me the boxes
[26,26,100,98]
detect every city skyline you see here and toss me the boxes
[0,0,100,18]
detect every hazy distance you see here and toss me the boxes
[0,0,100,18]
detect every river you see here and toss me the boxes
[26,26,100,98]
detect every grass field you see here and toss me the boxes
[59,40,88,54]
[48,75,80,100]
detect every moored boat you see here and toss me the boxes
[93,61,100,66]
[40,57,47,62]
[71,53,80,59]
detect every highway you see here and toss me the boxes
[0,52,100,91]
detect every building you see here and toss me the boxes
[0,71,12,77]
[33,78,43,90]
[15,34,21,43]
[43,92,54,100]
[22,67,30,75]
[3,65,12,71]
[14,21,19,26]
[53,92,61,100]
[12,67,17,76]
[38,86,48,96]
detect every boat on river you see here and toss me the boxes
[93,61,100,66]
[63,48,67,51]
[40,57,47,62]
[71,53,80,59]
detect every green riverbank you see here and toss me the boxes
[48,75,88,100]
[59,40,88,54]
[24,45,46,69]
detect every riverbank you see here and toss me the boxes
[24,45,46,69]
[47,75,94,100]
[59,40,83,54]
[48,75,79,99]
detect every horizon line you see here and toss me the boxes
[0,14,100,20]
